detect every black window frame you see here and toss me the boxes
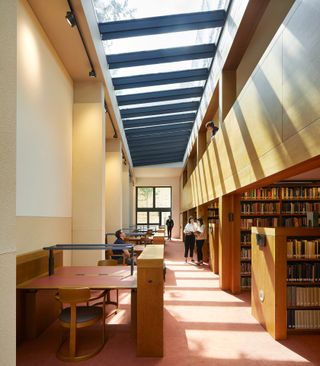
[136,186,172,229]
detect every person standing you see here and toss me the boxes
[195,217,207,265]
[166,215,174,240]
[183,216,196,263]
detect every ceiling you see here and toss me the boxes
[93,1,230,167]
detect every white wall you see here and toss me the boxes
[0,0,17,363]
[17,0,73,218]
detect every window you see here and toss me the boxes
[137,187,153,208]
[136,187,171,230]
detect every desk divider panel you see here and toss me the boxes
[137,245,164,357]
[16,250,62,344]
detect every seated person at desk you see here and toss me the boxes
[113,229,133,265]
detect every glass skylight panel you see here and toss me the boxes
[118,97,200,110]
[115,80,206,96]
[122,110,196,120]
[125,121,193,130]
[109,59,210,78]
[103,28,216,55]
[93,0,229,22]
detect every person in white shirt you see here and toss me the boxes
[183,216,197,263]
[195,217,207,265]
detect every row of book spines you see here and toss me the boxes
[282,187,320,199]
[241,233,251,243]
[241,217,316,228]
[241,203,280,214]
[241,204,320,214]
[282,202,320,212]
[287,310,320,329]
[242,188,280,199]
[241,277,251,288]
[287,263,320,282]
[240,218,279,228]
[282,217,311,227]
[240,248,251,259]
[241,262,251,273]
[287,286,320,306]
[287,239,320,258]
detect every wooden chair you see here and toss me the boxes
[97,259,119,313]
[55,287,106,362]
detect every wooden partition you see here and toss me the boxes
[153,232,165,244]
[209,223,219,274]
[17,250,62,343]
[251,227,320,340]
[137,245,164,357]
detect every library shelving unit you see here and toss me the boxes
[251,227,320,340]
[208,200,219,224]
[240,182,320,291]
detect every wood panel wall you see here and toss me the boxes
[16,250,62,344]
[181,1,320,212]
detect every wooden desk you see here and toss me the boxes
[17,266,137,340]
[133,245,146,256]
[17,266,136,290]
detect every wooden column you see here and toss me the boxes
[209,223,219,274]
[219,194,240,292]
[197,204,209,263]
[137,245,164,357]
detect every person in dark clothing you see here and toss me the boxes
[166,216,174,240]
[205,120,219,139]
[183,216,197,263]
[112,229,131,264]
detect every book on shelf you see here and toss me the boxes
[240,262,251,274]
[241,277,251,288]
[281,186,320,199]
[240,247,251,259]
[287,309,320,329]
[287,286,320,307]
[287,238,320,258]
[287,262,320,282]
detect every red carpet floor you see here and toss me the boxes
[17,240,320,365]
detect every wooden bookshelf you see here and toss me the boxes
[207,200,219,224]
[239,182,320,291]
[251,227,320,340]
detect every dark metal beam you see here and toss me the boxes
[99,10,226,40]
[120,101,199,119]
[127,128,191,142]
[112,69,208,90]
[107,43,216,69]
[131,148,186,159]
[125,122,193,137]
[117,87,203,106]
[133,156,184,166]
[128,136,189,150]
[123,113,196,129]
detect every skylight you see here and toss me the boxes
[92,0,230,166]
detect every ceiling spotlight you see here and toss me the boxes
[65,11,76,27]
[89,69,96,78]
